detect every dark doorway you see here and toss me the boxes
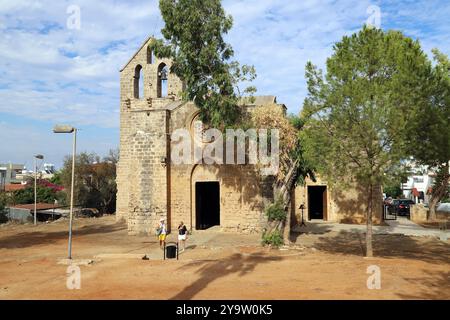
[195,182,220,230]
[308,186,327,220]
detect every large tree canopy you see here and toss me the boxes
[61,151,117,214]
[405,49,450,218]
[301,27,431,256]
[150,0,256,128]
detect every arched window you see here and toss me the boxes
[157,63,169,98]
[147,46,154,64]
[134,65,144,99]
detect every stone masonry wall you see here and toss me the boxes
[117,37,182,233]
[168,103,268,233]
[294,176,383,225]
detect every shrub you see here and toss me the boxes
[55,191,68,206]
[265,198,286,221]
[261,230,284,247]
[0,209,7,223]
[0,194,7,223]
[13,186,57,205]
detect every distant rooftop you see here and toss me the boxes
[10,203,62,212]
[0,163,25,170]
[4,184,27,192]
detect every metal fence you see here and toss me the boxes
[383,204,397,221]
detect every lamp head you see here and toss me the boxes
[53,125,75,133]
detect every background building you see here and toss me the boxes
[0,163,25,190]
[401,162,435,204]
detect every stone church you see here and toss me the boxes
[116,37,382,235]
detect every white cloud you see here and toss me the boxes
[0,0,162,127]
[223,0,373,112]
[0,0,449,165]
[0,121,118,168]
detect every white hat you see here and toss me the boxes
[159,218,165,222]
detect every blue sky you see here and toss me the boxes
[0,0,449,169]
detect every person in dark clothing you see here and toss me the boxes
[177,221,188,251]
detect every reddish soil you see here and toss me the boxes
[0,216,448,299]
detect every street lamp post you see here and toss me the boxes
[53,125,77,260]
[34,154,44,225]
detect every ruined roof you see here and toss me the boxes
[239,95,277,106]
[10,203,63,211]
[239,95,287,114]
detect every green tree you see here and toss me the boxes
[251,105,316,244]
[301,27,431,257]
[0,192,8,223]
[60,151,117,214]
[150,0,256,129]
[405,49,450,219]
[383,167,409,199]
[49,171,63,185]
[11,185,57,205]
[383,184,402,199]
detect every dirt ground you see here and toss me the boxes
[0,216,449,300]
[418,221,449,230]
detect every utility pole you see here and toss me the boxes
[34,154,44,225]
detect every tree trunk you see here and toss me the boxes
[282,193,292,244]
[366,183,373,258]
[428,163,450,221]
[428,196,439,221]
[275,159,300,245]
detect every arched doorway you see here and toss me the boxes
[195,181,220,230]
[190,165,221,230]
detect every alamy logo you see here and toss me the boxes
[366,265,381,290]
[366,5,381,29]
[66,5,81,30]
[171,121,280,176]
[66,265,81,290]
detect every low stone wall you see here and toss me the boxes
[410,204,428,222]
[410,204,450,222]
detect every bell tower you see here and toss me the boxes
[117,36,184,234]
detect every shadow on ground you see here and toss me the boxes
[289,223,334,243]
[310,229,450,264]
[170,252,282,299]
[397,270,450,299]
[0,222,126,249]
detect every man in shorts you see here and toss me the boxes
[157,218,167,249]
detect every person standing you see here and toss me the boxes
[177,221,188,251]
[157,218,167,249]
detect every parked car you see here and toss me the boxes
[76,208,101,218]
[390,199,415,216]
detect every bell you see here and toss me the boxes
[159,69,168,81]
